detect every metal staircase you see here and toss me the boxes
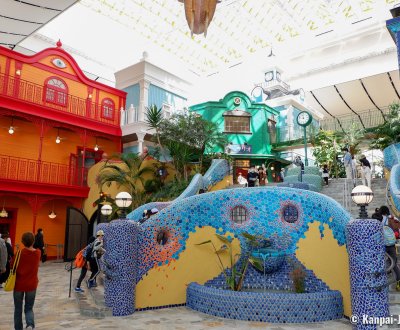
[321,178,388,219]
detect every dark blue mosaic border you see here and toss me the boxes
[187,282,343,323]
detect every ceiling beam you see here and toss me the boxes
[310,90,345,133]
[333,85,365,129]
[359,78,386,122]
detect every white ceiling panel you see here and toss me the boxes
[335,80,374,113]
[0,0,57,22]
[362,72,400,108]
[0,0,78,49]
[304,92,334,119]
[311,86,351,116]
[0,32,21,45]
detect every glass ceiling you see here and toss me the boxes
[70,0,396,75]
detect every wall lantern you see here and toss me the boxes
[0,200,8,218]
[115,192,132,219]
[178,0,220,37]
[8,117,14,135]
[351,185,374,219]
[48,211,57,219]
[101,204,112,221]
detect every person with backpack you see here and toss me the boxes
[87,230,105,289]
[74,236,95,293]
[374,207,400,290]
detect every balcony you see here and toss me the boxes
[0,154,89,197]
[0,73,121,134]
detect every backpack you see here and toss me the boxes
[74,249,86,268]
[383,226,396,246]
[83,242,94,260]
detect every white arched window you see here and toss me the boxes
[102,98,115,119]
[44,77,67,106]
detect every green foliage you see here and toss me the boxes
[150,179,190,201]
[310,130,343,175]
[310,126,365,178]
[370,102,400,150]
[196,232,264,291]
[145,105,163,148]
[157,112,227,180]
[341,122,364,155]
[143,179,160,194]
[290,267,306,293]
[96,153,154,212]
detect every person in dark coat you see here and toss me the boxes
[74,236,95,293]
[33,228,45,262]
[0,232,14,287]
[247,165,259,187]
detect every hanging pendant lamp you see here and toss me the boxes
[178,0,220,37]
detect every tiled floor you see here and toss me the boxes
[0,262,354,329]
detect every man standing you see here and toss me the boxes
[33,228,45,262]
[342,148,355,187]
[246,165,259,187]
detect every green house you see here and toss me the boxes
[190,91,290,182]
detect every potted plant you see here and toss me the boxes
[197,232,263,291]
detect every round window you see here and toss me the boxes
[282,204,299,223]
[156,229,169,245]
[230,206,248,224]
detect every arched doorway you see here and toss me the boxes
[64,207,89,261]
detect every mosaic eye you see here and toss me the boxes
[282,204,299,223]
[52,58,67,69]
[230,205,248,224]
[156,229,169,245]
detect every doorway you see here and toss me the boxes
[0,208,17,247]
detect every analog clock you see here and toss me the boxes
[265,71,274,82]
[297,111,312,127]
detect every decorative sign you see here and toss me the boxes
[226,143,252,155]
[233,97,241,105]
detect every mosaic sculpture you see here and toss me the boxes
[346,218,389,330]
[100,220,138,316]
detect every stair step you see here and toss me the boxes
[320,178,388,217]
[74,276,112,318]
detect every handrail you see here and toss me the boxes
[0,154,87,187]
[0,73,120,127]
[320,107,389,131]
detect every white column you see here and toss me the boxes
[136,131,146,154]
[138,79,150,122]
[127,104,135,123]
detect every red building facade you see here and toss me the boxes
[0,42,126,256]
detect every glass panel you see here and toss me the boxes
[225,116,250,133]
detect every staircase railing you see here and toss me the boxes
[342,179,355,214]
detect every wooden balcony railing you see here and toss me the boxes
[0,73,120,127]
[0,154,87,187]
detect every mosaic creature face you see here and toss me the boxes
[134,187,351,281]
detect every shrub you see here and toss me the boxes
[290,267,306,293]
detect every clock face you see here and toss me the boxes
[265,71,274,82]
[297,111,311,126]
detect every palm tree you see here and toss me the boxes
[145,105,163,148]
[370,102,400,150]
[97,153,154,202]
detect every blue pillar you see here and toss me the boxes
[346,218,389,330]
[386,16,400,71]
[101,220,138,316]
